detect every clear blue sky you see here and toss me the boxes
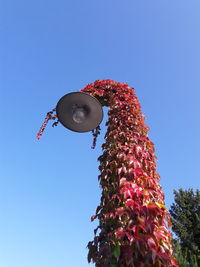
[1,0,200,266]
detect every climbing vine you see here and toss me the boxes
[80,80,178,266]
[37,79,178,266]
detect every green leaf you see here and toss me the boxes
[112,244,121,261]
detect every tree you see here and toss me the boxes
[172,238,198,267]
[170,189,200,265]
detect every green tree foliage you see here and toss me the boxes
[170,189,200,265]
[172,239,198,267]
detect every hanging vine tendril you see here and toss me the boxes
[91,125,101,149]
[36,108,58,140]
[36,108,100,149]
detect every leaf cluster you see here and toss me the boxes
[81,80,178,266]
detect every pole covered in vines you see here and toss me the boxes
[37,79,178,266]
[80,80,177,267]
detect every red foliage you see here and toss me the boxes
[80,80,178,267]
[36,79,178,266]
[36,108,58,140]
